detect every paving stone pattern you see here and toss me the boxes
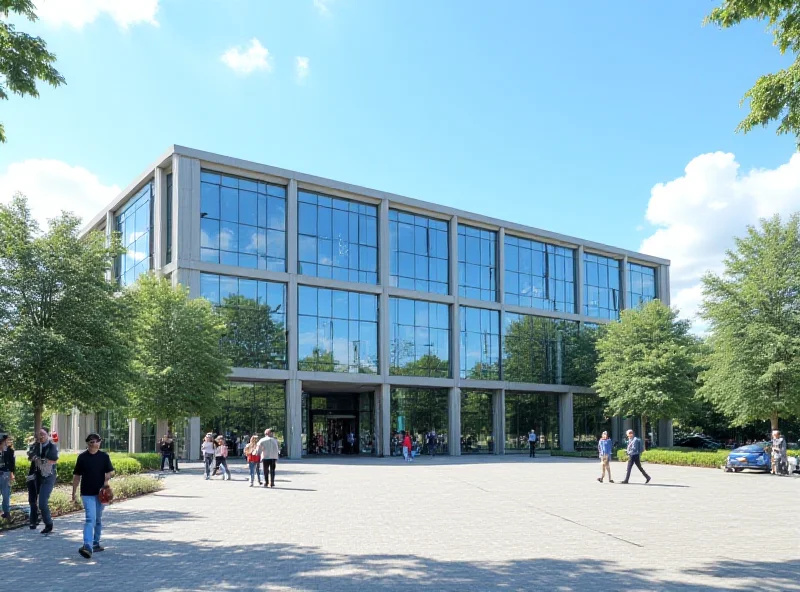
[2,455,799,591]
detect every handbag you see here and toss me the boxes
[99,485,114,504]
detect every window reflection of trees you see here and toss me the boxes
[460,306,500,380]
[505,392,560,452]
[389,297,450,378]
[461,390,493,454]
[206,382,287,454]
[390,388,449,453]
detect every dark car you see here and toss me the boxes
[675,435,722,450]
[724,442,771,473]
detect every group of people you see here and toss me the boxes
[595,429,652,484]
[158,434,179,472]
[201,429,281,487]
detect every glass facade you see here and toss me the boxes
[298,286,379,373]
[200,170,287,271]
[628,262,657,309]
[504,236,575,313]
[390,387,449,455]
[505,392,560,452]
[573,393,611,450]
[458,224,497,301]
[389,210,449,294]
[94,411,129,453]
[301,393,375,456]
[116,182,153,286]
[583,253,621,320]
[461,390,494,454]
[298,190,378,283]
[460,306,500,380]
[200,273,287,369]
[389,297,450,378]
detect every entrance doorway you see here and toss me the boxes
[302,392,375,456]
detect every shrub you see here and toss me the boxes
[552,450,597,458]
[111,457,143,476]
[125,453,161,470]
[12,452,145,490]
[616,447,729,468]
[110,474,163,499]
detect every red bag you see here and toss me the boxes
[99,485,114,504]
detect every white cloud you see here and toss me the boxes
[313,0,332,15]
[36,0,160,29]
[639,151,800,330]
[0,159,120,230]
[296,56,310,82]
[221,39,272,75]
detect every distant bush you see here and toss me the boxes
[616,448,729,468]
[125,453,161,470]
[12,453,146,490]
[552,450,597,458]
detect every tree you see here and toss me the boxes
[0,1,65,142]
[215,294,287,369]
[705,1,800,148]
[126,274,230,425]
[0,195,131,433]
[594,300,699,446]
[700,214,800,430]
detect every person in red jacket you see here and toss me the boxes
[402,432,413,463]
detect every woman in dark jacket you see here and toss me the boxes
[0,434,15,519]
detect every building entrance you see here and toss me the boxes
[302,392,375,456]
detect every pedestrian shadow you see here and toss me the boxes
[619,483,690,488]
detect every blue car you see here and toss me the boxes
[724,442,771,473]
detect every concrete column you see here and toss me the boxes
[156,419,169,441]
[610,416,622,446]
[659,264,671,306]
[620,255,629,312]
[559,392,574,452]
[173,154,201,266]
[576,245,585,315]
[378,383,391,457]
[287,379,302,459]
[51,413,71,449]
[128,419,142,454]
[379,199,390,378]
[622,417,635,434]
[448,386,461,456]
[492,389,505,455]
[186,417,201,460]
[104,211,114,282]
[449,216,460,382]
[287,179,298,375]
[152,165,167,272]
[658,419,673,448]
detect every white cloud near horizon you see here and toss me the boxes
[0,159,120,230]
[313,0,332,15]
[639,151,800,330]
[296,56,310,82]
[221,39,272,75]
[36,0,160,29]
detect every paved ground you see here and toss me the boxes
[2,455,799,591]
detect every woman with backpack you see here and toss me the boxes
[212,435,231,480]
[244,435,262,487]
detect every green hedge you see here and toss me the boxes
[551,450,598,458]
[10,453,159,491]
[616,448,730,468]
[126,453,161,470]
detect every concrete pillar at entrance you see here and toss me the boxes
[378,384,391,457]
[51,413,71,450]
[156,419,170,441]
[611,416,622,446]
[658,419,673,448]
[559,393,574,452]
[448,387,461,456]
[492,390,505,455]
[622,417,635,434]
[128,419,142,454]
[186,417,201,460]
[287,379,302,459]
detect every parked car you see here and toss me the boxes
[724,442,771,473]
[676,435,722,450]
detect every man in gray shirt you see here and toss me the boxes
[621,429,651,484]
[256,429,280,488]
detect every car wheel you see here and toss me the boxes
[734,468,743,473]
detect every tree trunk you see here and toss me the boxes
[771,411,779,432]
[34,404,43,437]
[641,415,648,450]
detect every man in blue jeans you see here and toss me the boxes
[72,433,115,559]
[28,428,59,533]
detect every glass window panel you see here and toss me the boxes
[220,187,238,222]
[200,273,219,304]
[239,190,257,223]
[299,203,317,236]
[200,218,219,249]
[201,183,220,219]
[267,196,286,231]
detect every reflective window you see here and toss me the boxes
[297,286,378,373]
[573,394,611,451]
[583,253,620,319]
[94,411,129,453]
[298,190,378,284]
[205,383,287,457]
[389,297,450,378]
[389,210,449,294]
[199,170,287,271]
[503,313,591,385]
[461,390,493,454]
[628,263,657,309]
[505,392,559,452]
[165,173,173,264]
[115,182,152,286]
[459,306,500,380]
[458,224,497,301]
[390,388,449,455]
[200,273,287,369]
[504,236,575,312]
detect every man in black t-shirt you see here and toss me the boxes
[72,433,115,559]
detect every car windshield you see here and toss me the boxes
[732,442,768,453]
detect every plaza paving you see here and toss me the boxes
[1,454,799,591]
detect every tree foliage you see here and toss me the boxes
[700,214,800,429]
[594,300,699,433]
[125,274,230,424]
[0,195,130,433]
[0,0,65,142]
[705,0,800,148]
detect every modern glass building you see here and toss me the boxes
[56,146,671,458]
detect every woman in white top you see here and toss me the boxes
[212,436,231,480]
[201,434,216,480]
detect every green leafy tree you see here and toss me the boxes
[0,195,131,433]
[700,214,800,430]
[0,1,65,142]
[215,294,287,369]
[126,274,230,425]
[594,300,698,446]
[705,1,800,147]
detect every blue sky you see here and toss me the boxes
[2,0,799,325]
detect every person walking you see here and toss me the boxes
[159,435,172,471]
[244,435,262,487]
[0,433,15,520]
[528,429,537,458]
[621,429,650,484]
[402,431,413,462]
[596,431,614,483]
[771,430,788,475]
[256,429,280,488]
[72,433,115,559]
[427,430,437,458]
[28,428,59,533]
[201,433,215,480]
[168,433,179,472]
[212,436,231,480]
